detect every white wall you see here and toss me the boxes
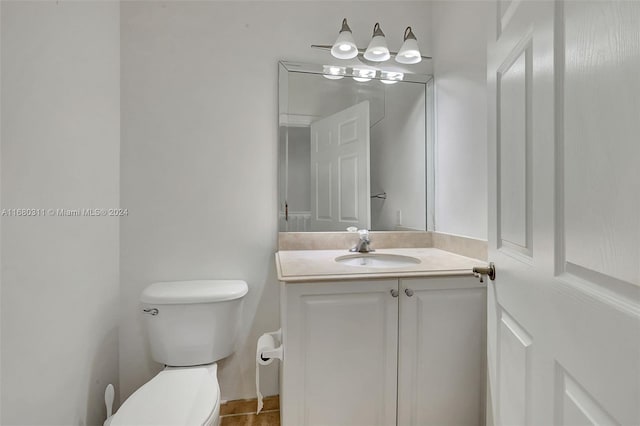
[371,83,426,231]
[432,1,490,240]
[1,2,120,425]
[120,1,432,402]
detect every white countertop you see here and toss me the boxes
[276,248,487,283]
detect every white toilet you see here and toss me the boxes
[109,280,248,426]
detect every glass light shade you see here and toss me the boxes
[395,26,422,64]
[396,38,421,64]
[364,36,390,62]
[364,23,390,62]
[331,19,358,60]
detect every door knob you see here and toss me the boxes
[404,288,414,297]
[390,289,399,298]
[472,262,496,281]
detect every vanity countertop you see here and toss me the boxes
[276,248,487,283]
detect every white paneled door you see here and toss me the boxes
[487,1,640,425]
[310,101,370,231]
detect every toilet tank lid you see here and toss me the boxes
[141,280,248,304]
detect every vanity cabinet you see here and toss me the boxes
[280,276,486,426]
[397,278,486,426]
[280,279,399,426]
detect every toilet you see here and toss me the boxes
[108,280,248,426]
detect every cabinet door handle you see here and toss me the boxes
[390,289,399,298]
[404,288,414,297]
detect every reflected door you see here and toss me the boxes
[487,1,639,425]
[310,101,371,231]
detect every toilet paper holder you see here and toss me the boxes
[256,329,283,415]
[258,329,283,363]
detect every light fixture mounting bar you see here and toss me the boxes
[311,44,432,60]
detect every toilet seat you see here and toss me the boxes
[110,364,220,426]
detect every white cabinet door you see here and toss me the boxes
[281,280,398,426]
[310,101,371,231]
[487,1,640,425]
[398,277,486,426]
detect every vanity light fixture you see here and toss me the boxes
[395,27,422,64]
[352,68,376,82]
[330,18,358,60]
[363,23,390,62]
[322,65,346,80]
[315,19,430,63]
[380,71,404,84]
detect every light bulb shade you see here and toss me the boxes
[364,23,390,62]
[331,18,358,60]
[395,26,422,64]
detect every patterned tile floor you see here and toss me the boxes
[219,396,280,426]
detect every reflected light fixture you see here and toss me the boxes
[323,65,346,80]
[395,26,422,64]
[352,68,376,82]
[331,18,358,60]
[363,23,390,62]
[380,71,404,84]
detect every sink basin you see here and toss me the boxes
[335,253,421,268]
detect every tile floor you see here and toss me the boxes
[220,396,280,426]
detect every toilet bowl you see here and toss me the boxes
[107,280,248,426]
[110,364,220,426]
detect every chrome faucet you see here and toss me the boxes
[350,229,374,253]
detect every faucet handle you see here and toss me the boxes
[349,229,373,252]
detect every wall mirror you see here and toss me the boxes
[278,61,433,232]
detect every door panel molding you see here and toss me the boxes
[554,363,619,426]
[499,0,523,36]
[554,0,640,302]
[338,118,358,146]
[314,162,332,221]
[338,154,359,222]
[556,267,640,318]
[497,307,532,426]
[496,32,533,260]
[553,0,566,278]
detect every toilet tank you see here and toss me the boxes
[140,280,248,367]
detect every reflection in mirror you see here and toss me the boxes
[278,62,432,232]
